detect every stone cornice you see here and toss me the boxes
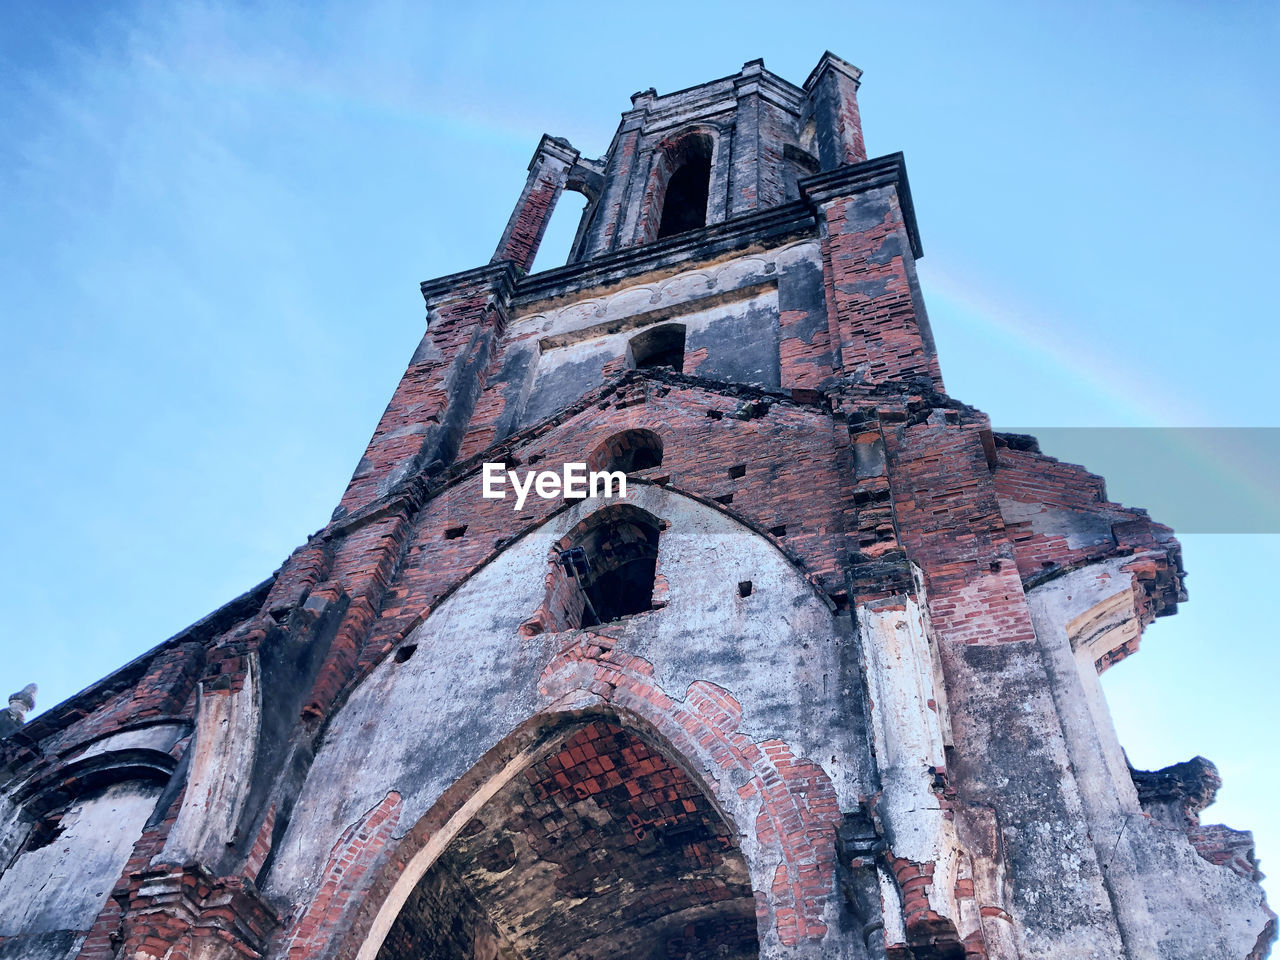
[529,133,579,170]
[512,201,816,306]
[419,260,518,309]
[803,51,864,92]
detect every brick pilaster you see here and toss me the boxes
[492,134,579,272]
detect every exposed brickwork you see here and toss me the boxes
[817,186,941,388]
[994,437,1179,586]
[804,55,867,168]
[339,269,511,515]
[589,126,640,255]
[492,136,584,274]
[885,855,964,959]
[379,721,756,960]
[360,376,854,665]
[778,304,835,390]
[243,803,276,881]
[377,853,519,960]
[881,417,1035,645]
[540,635,842,946]
[75,791,184,960]
[282,792,402,960]
[1189,824,1266,882]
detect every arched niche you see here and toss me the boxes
[627,324,686,372]
[0,725,181,953]
[586,428,665,474]
[539,503,665,630]
[656,135,713,239]
[368,711,758,960]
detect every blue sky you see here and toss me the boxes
[2,0,1276,899]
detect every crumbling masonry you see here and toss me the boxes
[1,53,1273,960]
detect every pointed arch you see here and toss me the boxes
[265,483,862,958]
[326,706,760,960]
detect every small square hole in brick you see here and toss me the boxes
[444,525,467,539]
[769,524,787,537]
[714,493,734,505]
[394,644,417,664]
[738,581,753,598]
[706,409,724,420]
[728,464,746,479]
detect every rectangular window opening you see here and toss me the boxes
[444,525,468,540]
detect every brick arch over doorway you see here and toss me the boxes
[371,714,758,960]
[294,690,841,960]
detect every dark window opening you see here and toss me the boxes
[738,581,753,598]
[769,524,787,537]
[728,464,746,479]
[657,153,712,238]
[444,525,467,540]
[714,493,734,505]
[706,409,724,420]
[588,429,664,474]
[555,507,662,629]
[629,324,686,372]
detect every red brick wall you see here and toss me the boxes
[495,163,568,273]
[818,189,942,388]
[339,275,507,515]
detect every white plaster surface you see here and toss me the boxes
[0,781,159,938]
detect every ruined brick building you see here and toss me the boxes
[0,52,1273,960]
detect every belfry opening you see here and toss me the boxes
[656,135,712,239]
[374,719,758,960]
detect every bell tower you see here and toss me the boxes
[0,53,1272,960]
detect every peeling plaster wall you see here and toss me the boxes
[857,596,963,931]
[0,781,161,960]
[500,241,823,435]
[1026,561,1274,959]
[265,485,873,958]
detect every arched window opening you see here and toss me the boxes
[628,323,685,372]
[559,511,660,626]
[530,188,589,273]
[588,428,664,474]
[655,133,713,240]
[531,505,664,632]
[658,156,711,238]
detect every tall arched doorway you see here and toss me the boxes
[374,717,758,960]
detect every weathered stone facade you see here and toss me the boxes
[0,52,1273,960]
